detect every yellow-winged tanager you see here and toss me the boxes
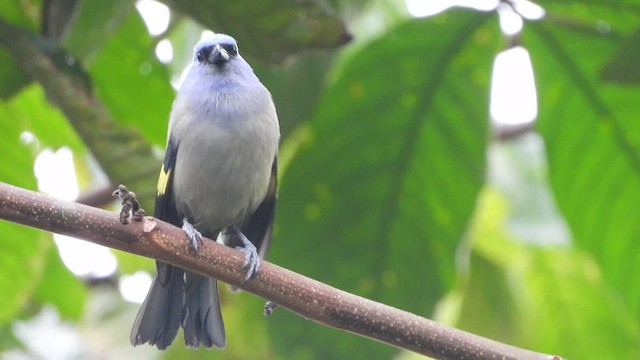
[130,33,280,350]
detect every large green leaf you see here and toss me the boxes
[270,10,497,359]
[90,10,174,146]
[254,52,334,139]
[0,90,48,325]
[0,50,30,99]
[525,13,640,312]
[6,85,84,151]
[601,29,640,84]
[456,189,640,360]
[535,0,640,34]
[62,0,132,62]
[522,249,640,359]
[1,84,92,193]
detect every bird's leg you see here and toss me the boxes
[228,226,260,281]
[182,218,203,251]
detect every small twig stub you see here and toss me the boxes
[112,184,145,224]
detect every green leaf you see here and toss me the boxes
[601,29,640,84]
[113,249,155,274]
[1,84,93,195]
[90,10,174,146]
[34,244,86,321]
[454,203,521,346]
[221,293,274,359]
[6,85,85,151]
[523,249,640,359]
[0,225,49,325]
[63,0,133,62]
[0,49,30,98]
[0,0,40,98]
[0,89,39,187]
[459,189,640,360]
[0,90,48,325]
[535,0,640,35]
[254,52,334,139]
[270,10,497,359]
[0,0,39,31]
[526,15,640,311]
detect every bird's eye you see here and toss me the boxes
[195,50,205,62]
[222,44,238,56]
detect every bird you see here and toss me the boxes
[130,33,280,350]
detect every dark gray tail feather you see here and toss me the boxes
[183,272,226,348]
[130,262,226,350]
[131,263,184,349]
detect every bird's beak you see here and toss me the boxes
[209,44,230,65]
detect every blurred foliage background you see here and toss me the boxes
[1,0,639,359]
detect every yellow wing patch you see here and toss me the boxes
[157,164,172,196]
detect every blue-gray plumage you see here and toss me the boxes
[131,33,280,350]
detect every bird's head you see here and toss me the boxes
[193,34,240,69]
[180,33,261,95]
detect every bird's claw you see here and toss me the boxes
[182,218,203,251]
[236,242,260,282]
[226,226,261,282]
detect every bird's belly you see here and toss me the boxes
[172,129,273,233]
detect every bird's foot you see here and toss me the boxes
[238,243,260,281]
[182,218,203,251]
[229,226,261,282]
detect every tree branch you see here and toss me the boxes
[0,181,562,360]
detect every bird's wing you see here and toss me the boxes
[154,136,181,230]
[153,135,184,284]
[131,135,184,348]
[241,156,277,258]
